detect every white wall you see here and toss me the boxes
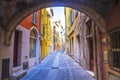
[0,25,30,79]
[16,26,30,68]
[16,26,41,69]
[0,25,41,79]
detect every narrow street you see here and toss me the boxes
[21,51,94,80]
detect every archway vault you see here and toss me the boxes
[1,0,112,45]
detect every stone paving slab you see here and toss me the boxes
[21,51,94,80]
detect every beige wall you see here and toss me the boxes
[0,27,14,79]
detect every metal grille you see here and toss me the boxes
[109,27,120,72]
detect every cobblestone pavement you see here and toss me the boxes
[21,51,94,80]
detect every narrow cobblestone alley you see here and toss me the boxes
[21,51,94,80]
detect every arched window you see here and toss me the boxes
[29,29,37,58]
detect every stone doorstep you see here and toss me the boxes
[11,70,27,80]
[86,70,95,78]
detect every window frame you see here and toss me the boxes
[108,27,120,72]
[29,29,37,58]
[32,12,37,25]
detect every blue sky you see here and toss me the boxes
[51,7,65,29]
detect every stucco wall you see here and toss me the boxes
[0,25,38,79]
[0,27,14,79]
[15,25,38,70]
[15,25,30,69]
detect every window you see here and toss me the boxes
[29,29,37,58]
[109,27,120,72]
[32,12,37,24]
[69,11,73,26]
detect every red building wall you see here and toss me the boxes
[20,10,41,34]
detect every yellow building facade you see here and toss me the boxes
[41,8,51,59]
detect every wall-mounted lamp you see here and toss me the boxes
[101,38,108,44]
[103,51,108,63]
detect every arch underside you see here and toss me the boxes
[3,0,111,45]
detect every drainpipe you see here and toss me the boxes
[92,21,98,80]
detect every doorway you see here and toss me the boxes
[13,30,22,67]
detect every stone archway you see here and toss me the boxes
[1,0,111,45]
